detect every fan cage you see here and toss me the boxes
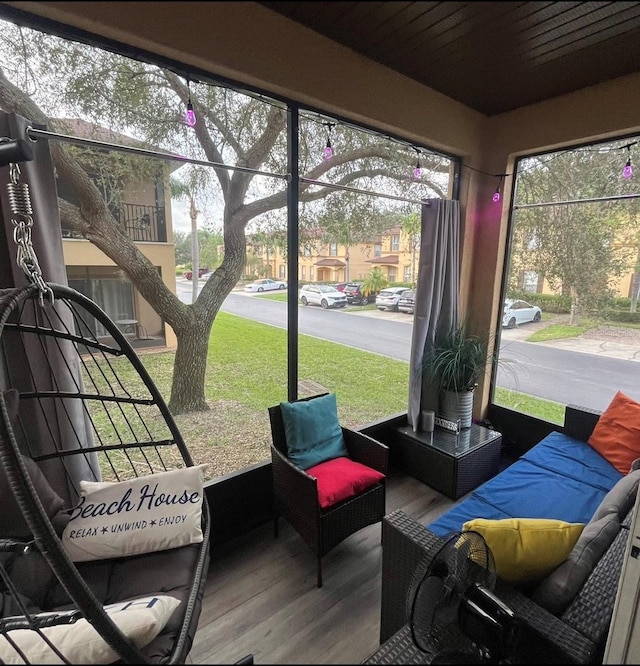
[408,530,497,657]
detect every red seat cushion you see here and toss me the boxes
[306,457,385,509]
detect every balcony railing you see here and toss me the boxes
[61,203,167,242]
[114,203,167,242]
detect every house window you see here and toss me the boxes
[310,267,315,280]
[329,243,338,256]
[404,265,411,281]
[388,269,396,282]
[301,266,306,280]
[68,270,134,339]
[391,235,400,252]
[279,265,286,279]
[374,244,382,257]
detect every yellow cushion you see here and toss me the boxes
[462,518,585,586]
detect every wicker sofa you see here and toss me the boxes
[379,405,633,664]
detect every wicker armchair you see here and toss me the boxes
[268,394,389,587]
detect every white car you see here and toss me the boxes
[376,287,409,312]
[299,284,347,309]
[244,278,287,293]
[502,299,542,328]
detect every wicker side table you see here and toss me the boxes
[393,423,502,499]
[364,621,579,665]
[363,625,430,664]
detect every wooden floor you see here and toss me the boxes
[190,469,455,664]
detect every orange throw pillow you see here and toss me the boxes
[588,391,640,474]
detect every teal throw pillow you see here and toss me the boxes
[280,394,348,470]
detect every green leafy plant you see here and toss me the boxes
[361,267,388,297]
[422,323,495,393]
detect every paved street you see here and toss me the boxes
[177,278,640,363]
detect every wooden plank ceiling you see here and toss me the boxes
[260,1,640,116]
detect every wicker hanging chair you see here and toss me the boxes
[0,281,211,664]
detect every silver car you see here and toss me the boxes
[376,287,409,312]
[299,284,347,309]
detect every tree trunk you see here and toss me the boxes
[190,195,199,304]
[631,247,640,313]
[569,287,579,326]
[169,320,211,413]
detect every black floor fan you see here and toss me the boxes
[408,530,521,664]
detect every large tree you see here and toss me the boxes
[510,149,639,323]
[0,22,449,413]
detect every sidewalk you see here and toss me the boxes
[534,334,640,361]
[502,318,640,361]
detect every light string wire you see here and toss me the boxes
[463,137,640,181]
[165,65,451,169]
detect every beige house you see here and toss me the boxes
[56,119,178,348]
[248,224,421,286]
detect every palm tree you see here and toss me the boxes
[361,267,388,299]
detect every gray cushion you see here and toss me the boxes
[532,470,640,616]
[1,388,19,424]
[0,453,70,538]
[592,468,640,522]
[532,511,620,615]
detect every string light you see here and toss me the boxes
[492,175,504,203]
[185,79,196,127]
[413,148,422,179]
[323,123,335,160]
[623,144,633,179]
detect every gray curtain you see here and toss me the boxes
[0,112,98,504]
[407,199,461,431]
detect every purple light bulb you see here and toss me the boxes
[623,160,633,179]
[185,101,196,127]
[324,143,333,160]
[492,190,501,203]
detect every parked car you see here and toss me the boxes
[397,289,416,314]
[344,283,372,305]
[333,282,348,292]
[502,299,542,328]
[244,278,287,292]
[376,287,409,312]
[299,284,347,309]
[200,271,214,281]
[183,267,210,280]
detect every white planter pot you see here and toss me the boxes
[439,390,474,429]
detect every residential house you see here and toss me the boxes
[54,118,178,348]
[250,224,420,285]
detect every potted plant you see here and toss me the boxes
[421,322,495,428]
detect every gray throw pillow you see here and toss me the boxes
[1,389,70,537]
[532,511,620,615]
[592,469,640,522]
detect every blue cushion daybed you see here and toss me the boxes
[378,404,638,664]
[428,430,622,537]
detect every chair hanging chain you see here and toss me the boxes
[4,147,53,307]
